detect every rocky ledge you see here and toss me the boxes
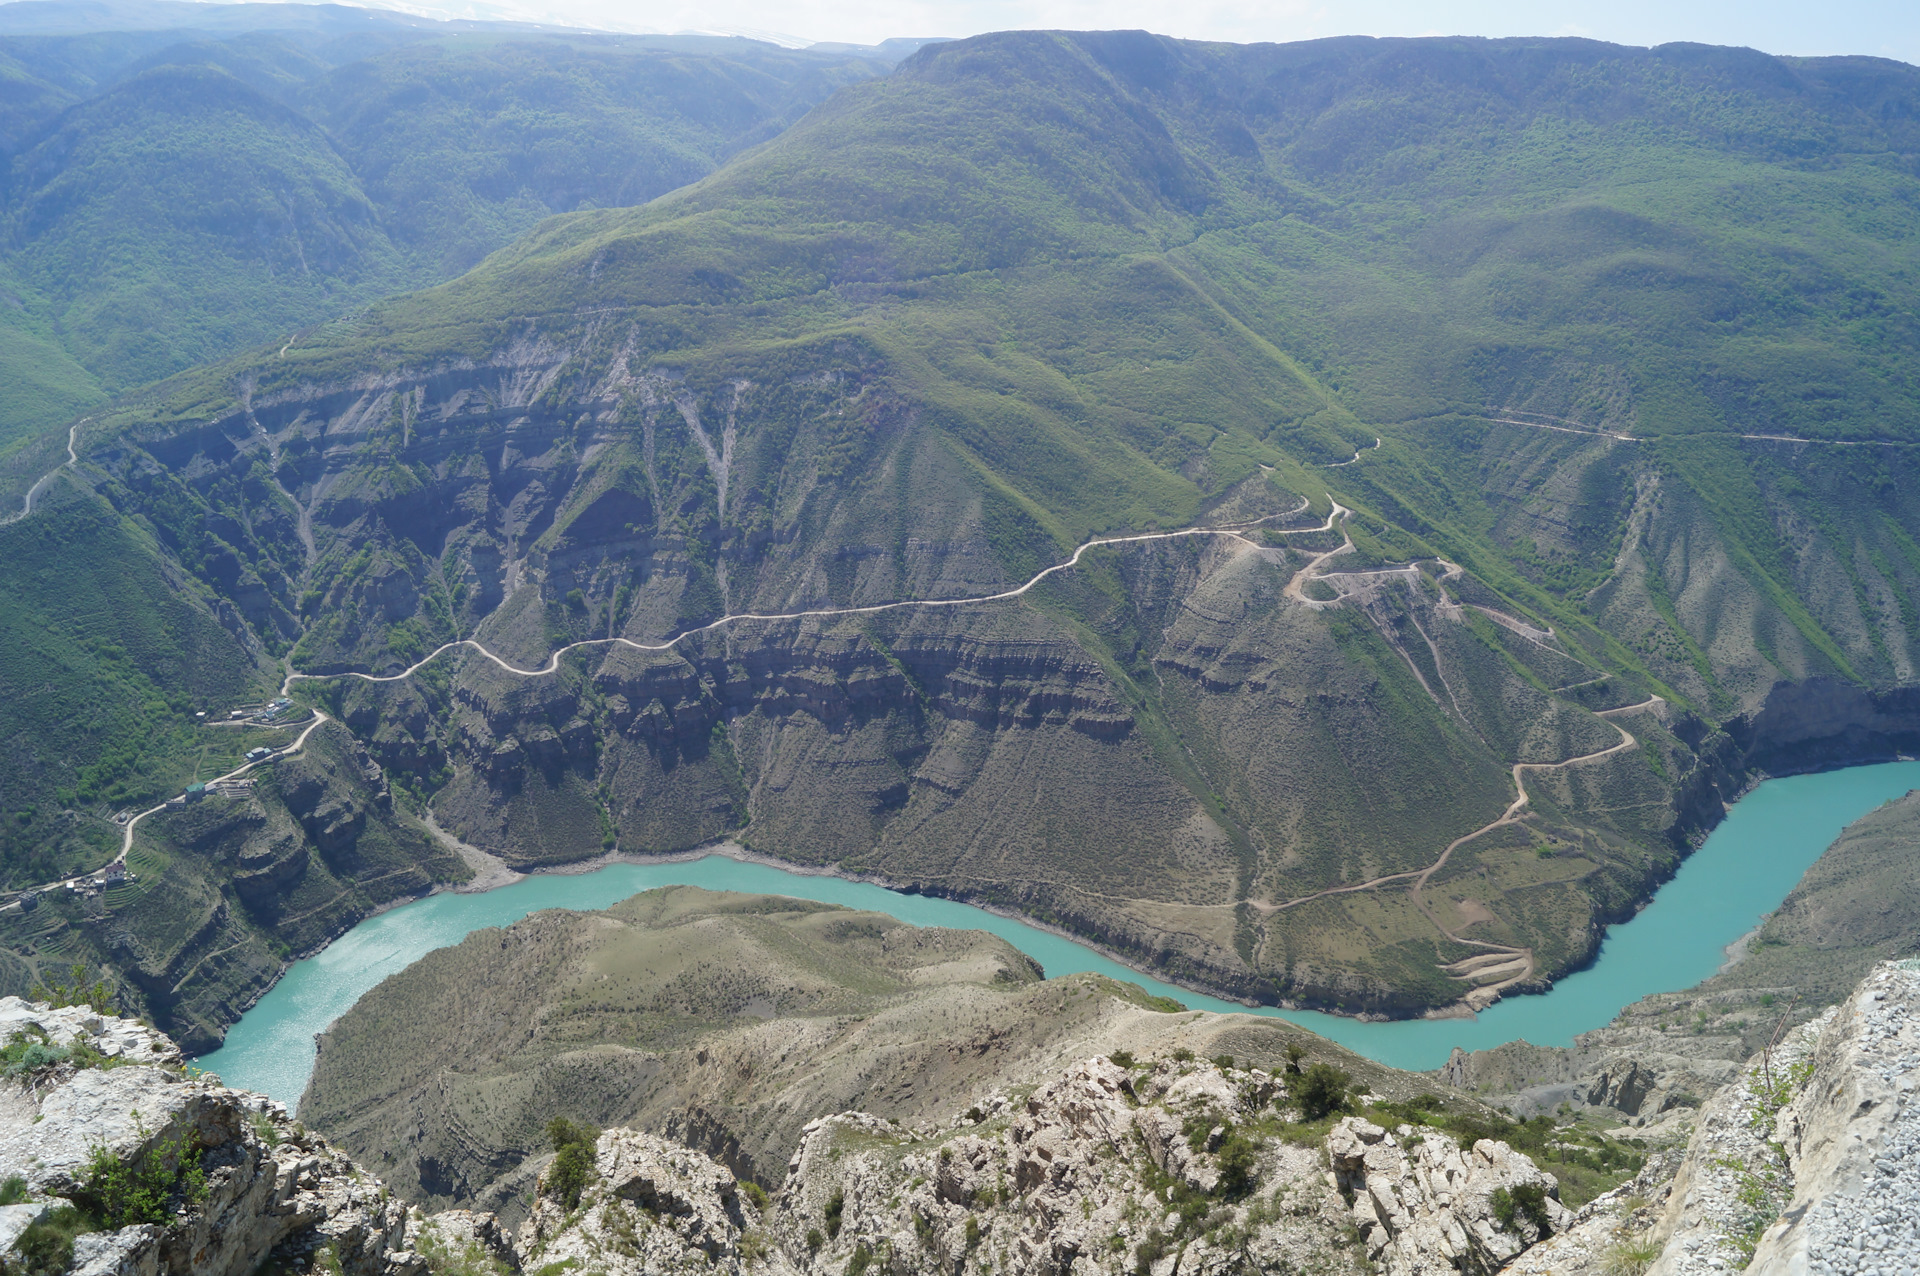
[0,997,473,1276]
[1494,960,1920,1276]
[515,1056,1575,1276]
[6,959,1916,1275]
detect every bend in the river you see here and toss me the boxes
[201,758,1920,1104]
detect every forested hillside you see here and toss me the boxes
[0,3,889,446]
[6,28,1920,1042]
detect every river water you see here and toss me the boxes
[198,760,1920,1104]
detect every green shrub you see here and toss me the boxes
[1211,1055,1236,1072]
[543,1118,599,1212]
[248,1110,283,1148]
[1294,1063,1353,1121]
[1214,1132,1259,1199]
[30,963,117,1015]
[1603,1234,1661,1276]
[75,1127,207,1228]
[824,1188,845,1239]
[1132,1228,1170,1276]
[1283,1042,1307,1075]
[11,1204,91,1276]
[1489,1182,1553,1235]
[0,1029,71,1078]
[738,1180,769,1212]
[0,1175,28,1205]
[1107,1050,1135,1069]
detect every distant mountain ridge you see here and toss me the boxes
[0,4,890,447]
[0,0,575,35]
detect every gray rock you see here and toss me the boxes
[0,999,416,1276]
[517,1127,765,1275]
[1747,962,1920,1275]
[1327,1115,1571,1275]
[0,1199,50,1253]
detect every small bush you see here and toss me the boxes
[1283,1042,1307,1075]
[0,1028,71,1078]
[824,1188,845,1239]
[738,1180,769,1212]
[1215,1133,1259,1199]
[543,1118,599,1212]
[1170,1048,1195,1063]
[249,1110,283,1148]
[1294,1063,1353,1121]
[76,1127,207,1228]
[1489,1182,1553,1235]
[1133,1228,1170,1276]
[1603,1234,1661,1276]
[0,1175,28,1205]
[30,963,117,1016]
[1211,1054,1236,1072]
[1107,1050,1135,1068]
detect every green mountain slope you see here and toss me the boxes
[0,23,883,421]
[8,61,403,389]
[10,32,1920,1041]
[301,39,884,281]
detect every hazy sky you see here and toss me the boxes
[399,0,1919,63]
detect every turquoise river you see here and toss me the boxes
[200,759,1920,1104]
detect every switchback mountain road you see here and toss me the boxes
[0,422,1673,1011]
[273,501,1343,690]
[3,500,1345,905]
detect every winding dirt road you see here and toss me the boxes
[0,419,85,528]
[0,417,1669,1011]
[280,501,1343,691]
[7,498,1347,905]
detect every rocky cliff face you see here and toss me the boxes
[1744,962,1919,1274]
[75,338,1716,1021]
[1484,960,1920,1276]
[514,1057,1574,1276]
[4,722,469,1056]
[0,997,425,1275]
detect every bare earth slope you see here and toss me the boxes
[298,886,1448,1222]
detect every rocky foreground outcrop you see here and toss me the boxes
[9,959,1918,1274]
[1495,960,1920,1276]
[515,1056,1575,1276]
[0,997,461,1276]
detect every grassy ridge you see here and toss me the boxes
[0,28,887,392]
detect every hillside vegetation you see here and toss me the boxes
[0,12,888,448]
[8,31,1920,1038]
